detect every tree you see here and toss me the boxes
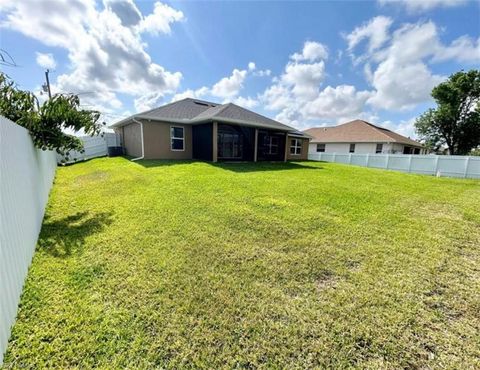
[415,70,480,155]
[0,73,104,160]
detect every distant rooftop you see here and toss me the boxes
[303,120,422,147]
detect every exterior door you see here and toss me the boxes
[218,132,243,159]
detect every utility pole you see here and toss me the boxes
[43,69,52,99]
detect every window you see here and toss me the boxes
[265,136,279,155]
[316,143,325,152]
[349,143,355,153]
[171,126,184,151]
[290,139,302,155]
[376,143,383,154]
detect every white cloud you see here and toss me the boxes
[433,35,480,63]
[170,86,209,102]
[378,0,467,13]
[261,41,366,128]
[345,16,393,61]
[253,69,271,77]
[233,96,258,109]
[138,1,184,35]
[134,92,164,112]
[304,85,373,122]
[1,0,184,113]
[35,52,56,69]
[211,68,248,99]
[282,61,326,99]
[381,117,418,139]
[291,41,328,62]
[346,18,479,111]
[104,0,142,27]
[368,59,444,110]
[171,61,269,105]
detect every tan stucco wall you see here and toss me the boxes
[286,137,309,160]
[122,122,142,157]
[143,121,193,160]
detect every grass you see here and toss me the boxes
[3,158,480,369]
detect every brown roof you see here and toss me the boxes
[303,120,423,147]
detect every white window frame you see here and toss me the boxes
[349,143,355,153]
[267,136,279,155]
[290,138,302,155]
[316,143,325,153]
[170,126,185,152]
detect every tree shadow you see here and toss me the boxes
[132,159,200,168]
[131,158,322,172]
[210,161,323,173]
[38,211,113,258]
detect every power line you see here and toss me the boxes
[0,49,18,67]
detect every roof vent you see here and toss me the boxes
[193,101,209,107]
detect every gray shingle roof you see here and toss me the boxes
[140,98,218,121]
[111,98,307,136]
[206,103,295,131]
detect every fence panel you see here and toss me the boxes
[57,132,120,163]
[309,152,479,179]
[0,116,57,364]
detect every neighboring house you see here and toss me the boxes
[111,98,310,162]
[304,120,426,155]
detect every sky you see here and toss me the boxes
[0,0,479,138]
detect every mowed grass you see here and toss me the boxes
[3,158,480,369]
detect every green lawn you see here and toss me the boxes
[3,158,480,369]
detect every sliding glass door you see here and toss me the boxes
[218,132,243,159]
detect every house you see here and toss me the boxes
[111,98,310,162]
[304,120,426,155]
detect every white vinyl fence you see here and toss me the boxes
[57,132,121,163]
[0,116,57,364]
[309,152,480,179]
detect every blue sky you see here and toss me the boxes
[1,0,479,137]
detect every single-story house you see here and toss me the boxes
[111,98,310,162]
[304,120,427,155]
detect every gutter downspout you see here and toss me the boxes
[131,117,145,161]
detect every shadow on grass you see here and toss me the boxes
[211,161,322,173]
[132,159,200,168]
[38,211,113,258]
[131,158,322,172]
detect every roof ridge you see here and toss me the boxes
[184,97,220,106]
[304,126,335,130]
[209,103,231,117]
[134,98,188,117]
[191,103,229,120]
[356,120,398,142]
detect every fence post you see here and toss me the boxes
[349,153,352,164]
[464,156,470,178]
[385,154,390,169]
[332,153,336,163]
[434,156,439,176]
[365,154,369,167]
[408,155,412,173]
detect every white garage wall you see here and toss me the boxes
[0,116,57,364]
